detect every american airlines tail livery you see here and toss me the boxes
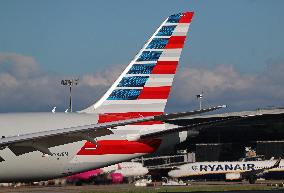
[0,12,227,182]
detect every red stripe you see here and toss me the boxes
[152,61,178,74]
[179,12,194,23]
[138,86,171,99]
[131,121,163,125]
[165,36,186,49]
[98,112,162,123]
[77,139,161,155]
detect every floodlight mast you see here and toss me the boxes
[196,91,203,110]
[61,79,79,112]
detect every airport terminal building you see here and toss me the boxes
[131,108,284,180]
[173,108,284,161]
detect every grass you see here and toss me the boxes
[0,183,282,193]
[81,184,281,193]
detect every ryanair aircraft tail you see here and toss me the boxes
[81,12,194,120]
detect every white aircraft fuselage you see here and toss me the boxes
[169,159,284,179]
[0,113,185,182]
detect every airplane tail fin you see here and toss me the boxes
[80,12,194,121]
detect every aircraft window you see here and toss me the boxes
[157,26,176,36]
[127,64,155,74]
[167,13,182,23]
[137,51,162,61]
[118,76,149,87]
[107,89,141,100]
[146,38,169,49]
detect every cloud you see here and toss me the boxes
[0,53,39,79]
[0,52,283,113]
[0,53,122,112]
[0,73,19,88]
[81,67,123,87]
[168,63,284,112]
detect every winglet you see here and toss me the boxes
[272,157,281,169]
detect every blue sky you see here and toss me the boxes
[0,0,284,112]
[1,0,283,74]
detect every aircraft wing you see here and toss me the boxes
[242,157,281,178]
[139,111,273,140]
[0,105,225,156]
[139,115,242,140]
[149,108,284,141]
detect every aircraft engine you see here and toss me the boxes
[225,173,241,181]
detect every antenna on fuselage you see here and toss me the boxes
[52,107,56,113]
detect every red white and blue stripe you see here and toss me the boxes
[77,12,194,156]
[81,12,194,122]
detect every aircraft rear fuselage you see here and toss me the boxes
[0,112,183,182]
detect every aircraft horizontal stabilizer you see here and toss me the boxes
[0,105,225,156]
[140,115,240,139]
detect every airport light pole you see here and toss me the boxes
[196,91,203,110]
[61,78,79,112]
